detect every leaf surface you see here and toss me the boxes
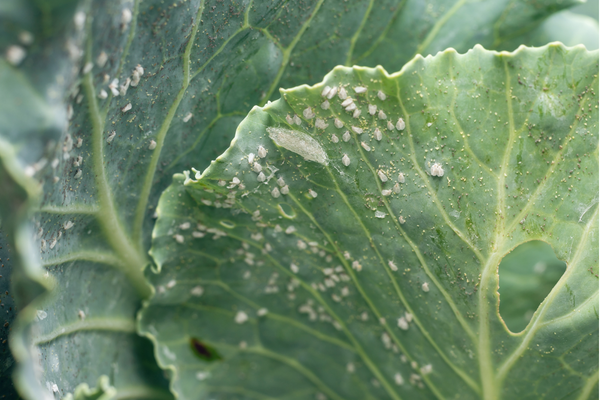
[141,44,599,400]
[4,0,594,398]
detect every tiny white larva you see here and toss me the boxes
[6,45,26,66]
[293,114,302,125]
[253,162,262,173]
[394,373,404,386]
[247,153,255,165]
[290,263,299,273]
[375,211,386,218]
[96,51,108,67]
[64,221,74,230]
[234,311,248,324]
[352,260,362,271]
[286,114,294,124]
[388,260,398,271]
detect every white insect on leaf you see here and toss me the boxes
[378,109,387,120]
[342,131,351,142]
[253,162,262,173]
[394,373,404,385]
[286,114,294,124]
[360,141,371,151]
[422,282,430,292]
[381,189,392,196]
[277,177,286,187]
[326,86,338,99]
[374,128,382,141]
[257,172,266,182]
[293,114,302,125]
[405,312,413,322]
[191,286,204,296]
[303,106,315,119]
[377,90,387,101]
[121,103,132,113]
[375,211,386,218]
[342,154,350,167]
[285,226,296,234]
[352,126,363,134]
[397,316,409,330]
[63,221,74,230]
[135,64,144,76]
[107,131,116,143]
[377,170,388,183]
[420,364,432,375]
[321,85,331,97]
[334,118,343,128]
[354,86,367,94]
[398,172,406,183]
[398,215,406,224]
[271,187,281,198]
[96,51,108,67]
[341,98,353,108]
[321,100,330,110]
[393,182,400,194]
[74,169,82,179]
[247,153,255,165]
[290,263,299,273]
[149,140,157,150]
[121,8,132,24]
[257,145,268,158]
[352,109,361,118]
[281,185,289,195]
[83,62,93,74]
[234,311,248,324]
[352,260,362,271]
[267,127,328,165]
[388,260,398,271]
[174,234,184,243]
[257,308,268,316]
[331,134,339,143]
[338,87,348,100]
[387,120,394,130]
[368,104,377,115]
[345,102,357,112]
[396,118,406,130]
[308,189,318,198]
[430,162,444,177]
[183,112,193,122]
[119,77,131,96]
[6,45,26,66]
[315,118,328,129]
[98,89,108,99]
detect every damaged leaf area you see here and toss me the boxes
[140,44,599,400]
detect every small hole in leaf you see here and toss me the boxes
[498,241,566,333]
[277,203,296,219]
[190,338,222,361]
[219,220,235,229]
